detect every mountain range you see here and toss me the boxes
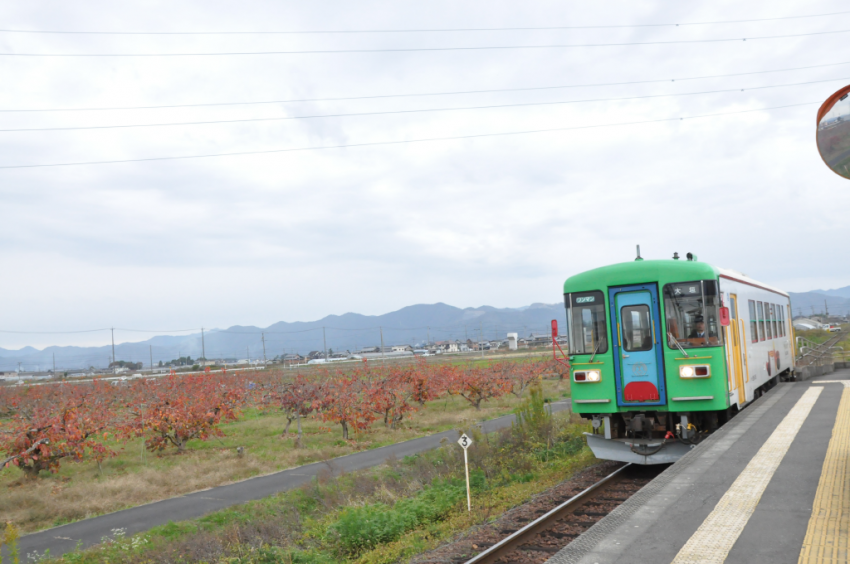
[3,286,849,373]
[0,303,564,372]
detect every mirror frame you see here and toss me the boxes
[817,84,850,124]
[817,84,850,178]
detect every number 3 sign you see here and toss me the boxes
[457,433,473,511]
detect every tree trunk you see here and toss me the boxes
[341,420,349,440]
[295,413,303,448]
[283,416,293,437]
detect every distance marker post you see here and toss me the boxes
[458,433,473,512]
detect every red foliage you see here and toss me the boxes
[363,365,418,429]
[0,382,118,478]
[0,357,556,479]
[315,373,376,439]
[124,374,245,452]
[262,374,320,443]
[446,363,513,409]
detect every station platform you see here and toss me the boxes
[548,369,850,564]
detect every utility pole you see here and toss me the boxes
[427,326,431,347]
[323,326,328,361]
[380,326,385,359]
[480,321,484,358]
[150,345,154,373]
[201,328,206,363]
[52,353,56,378]
[825,300,830,318]
[247,346,250,362]
[261,333,267,364]
[111,327,116,369]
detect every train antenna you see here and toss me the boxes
[635,245,643,261]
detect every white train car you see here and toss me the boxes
[717,268,795,409]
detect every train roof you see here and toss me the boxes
[563,259,719,293]
[562,259,789,299]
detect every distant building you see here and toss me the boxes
[434,341,459,353]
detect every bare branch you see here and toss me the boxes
[1,438,49,468]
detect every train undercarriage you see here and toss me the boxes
[581,371,785,465]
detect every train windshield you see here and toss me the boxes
[565,291,608,355]
[663,280,724,349]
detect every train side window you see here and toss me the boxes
[766,304,773,339]
[749,300,758,343]
[770,304,778,338]
[565,291,608,355]
[780,305,786,336]
[757,302,766,341]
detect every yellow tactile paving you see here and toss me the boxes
[672,387,824,564]
[799,380,850,564]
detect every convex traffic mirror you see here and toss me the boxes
[817,84,850,179]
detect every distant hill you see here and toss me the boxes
[4,286,848,373]
[0,302,565,372]
[811,285,850,299]
[788,291,850,318]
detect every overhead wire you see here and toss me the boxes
[2,9,848,34]
[0,76,843,133]
[2,29,849,56]
[0,100,818,169]
[3,60,848,114]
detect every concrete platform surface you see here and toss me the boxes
[548,369,850,564]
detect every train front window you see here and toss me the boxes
[663,280,724,349]
[565,291,608,355]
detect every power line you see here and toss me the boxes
[0,76,841,134]
[0,100,818,170]
[3,60,847,114]
[0,328,110,334]
[2,10,848,34]
[2,29,849,56]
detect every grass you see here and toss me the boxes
[43,387,594,564]
[1,375,571,535]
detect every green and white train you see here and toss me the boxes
[563,252,794,464]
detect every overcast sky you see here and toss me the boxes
[2,1,849,349]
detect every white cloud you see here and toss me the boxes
[1,0,849,349]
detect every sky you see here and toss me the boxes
[2,1,850,349]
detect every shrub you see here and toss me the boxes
[329,474,479,554]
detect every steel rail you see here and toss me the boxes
[462,463,633,564]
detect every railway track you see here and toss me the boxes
[461,463,665,564]
[794,331,848,374]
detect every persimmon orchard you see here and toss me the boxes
[0,359,559,479]
[124,374,245,452]
[0,381,118,478]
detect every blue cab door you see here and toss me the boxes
[608,285,667,407]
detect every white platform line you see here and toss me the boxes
[671,386,824,564]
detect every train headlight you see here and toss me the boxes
[574,370,601,382]
[680,365,710,378]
